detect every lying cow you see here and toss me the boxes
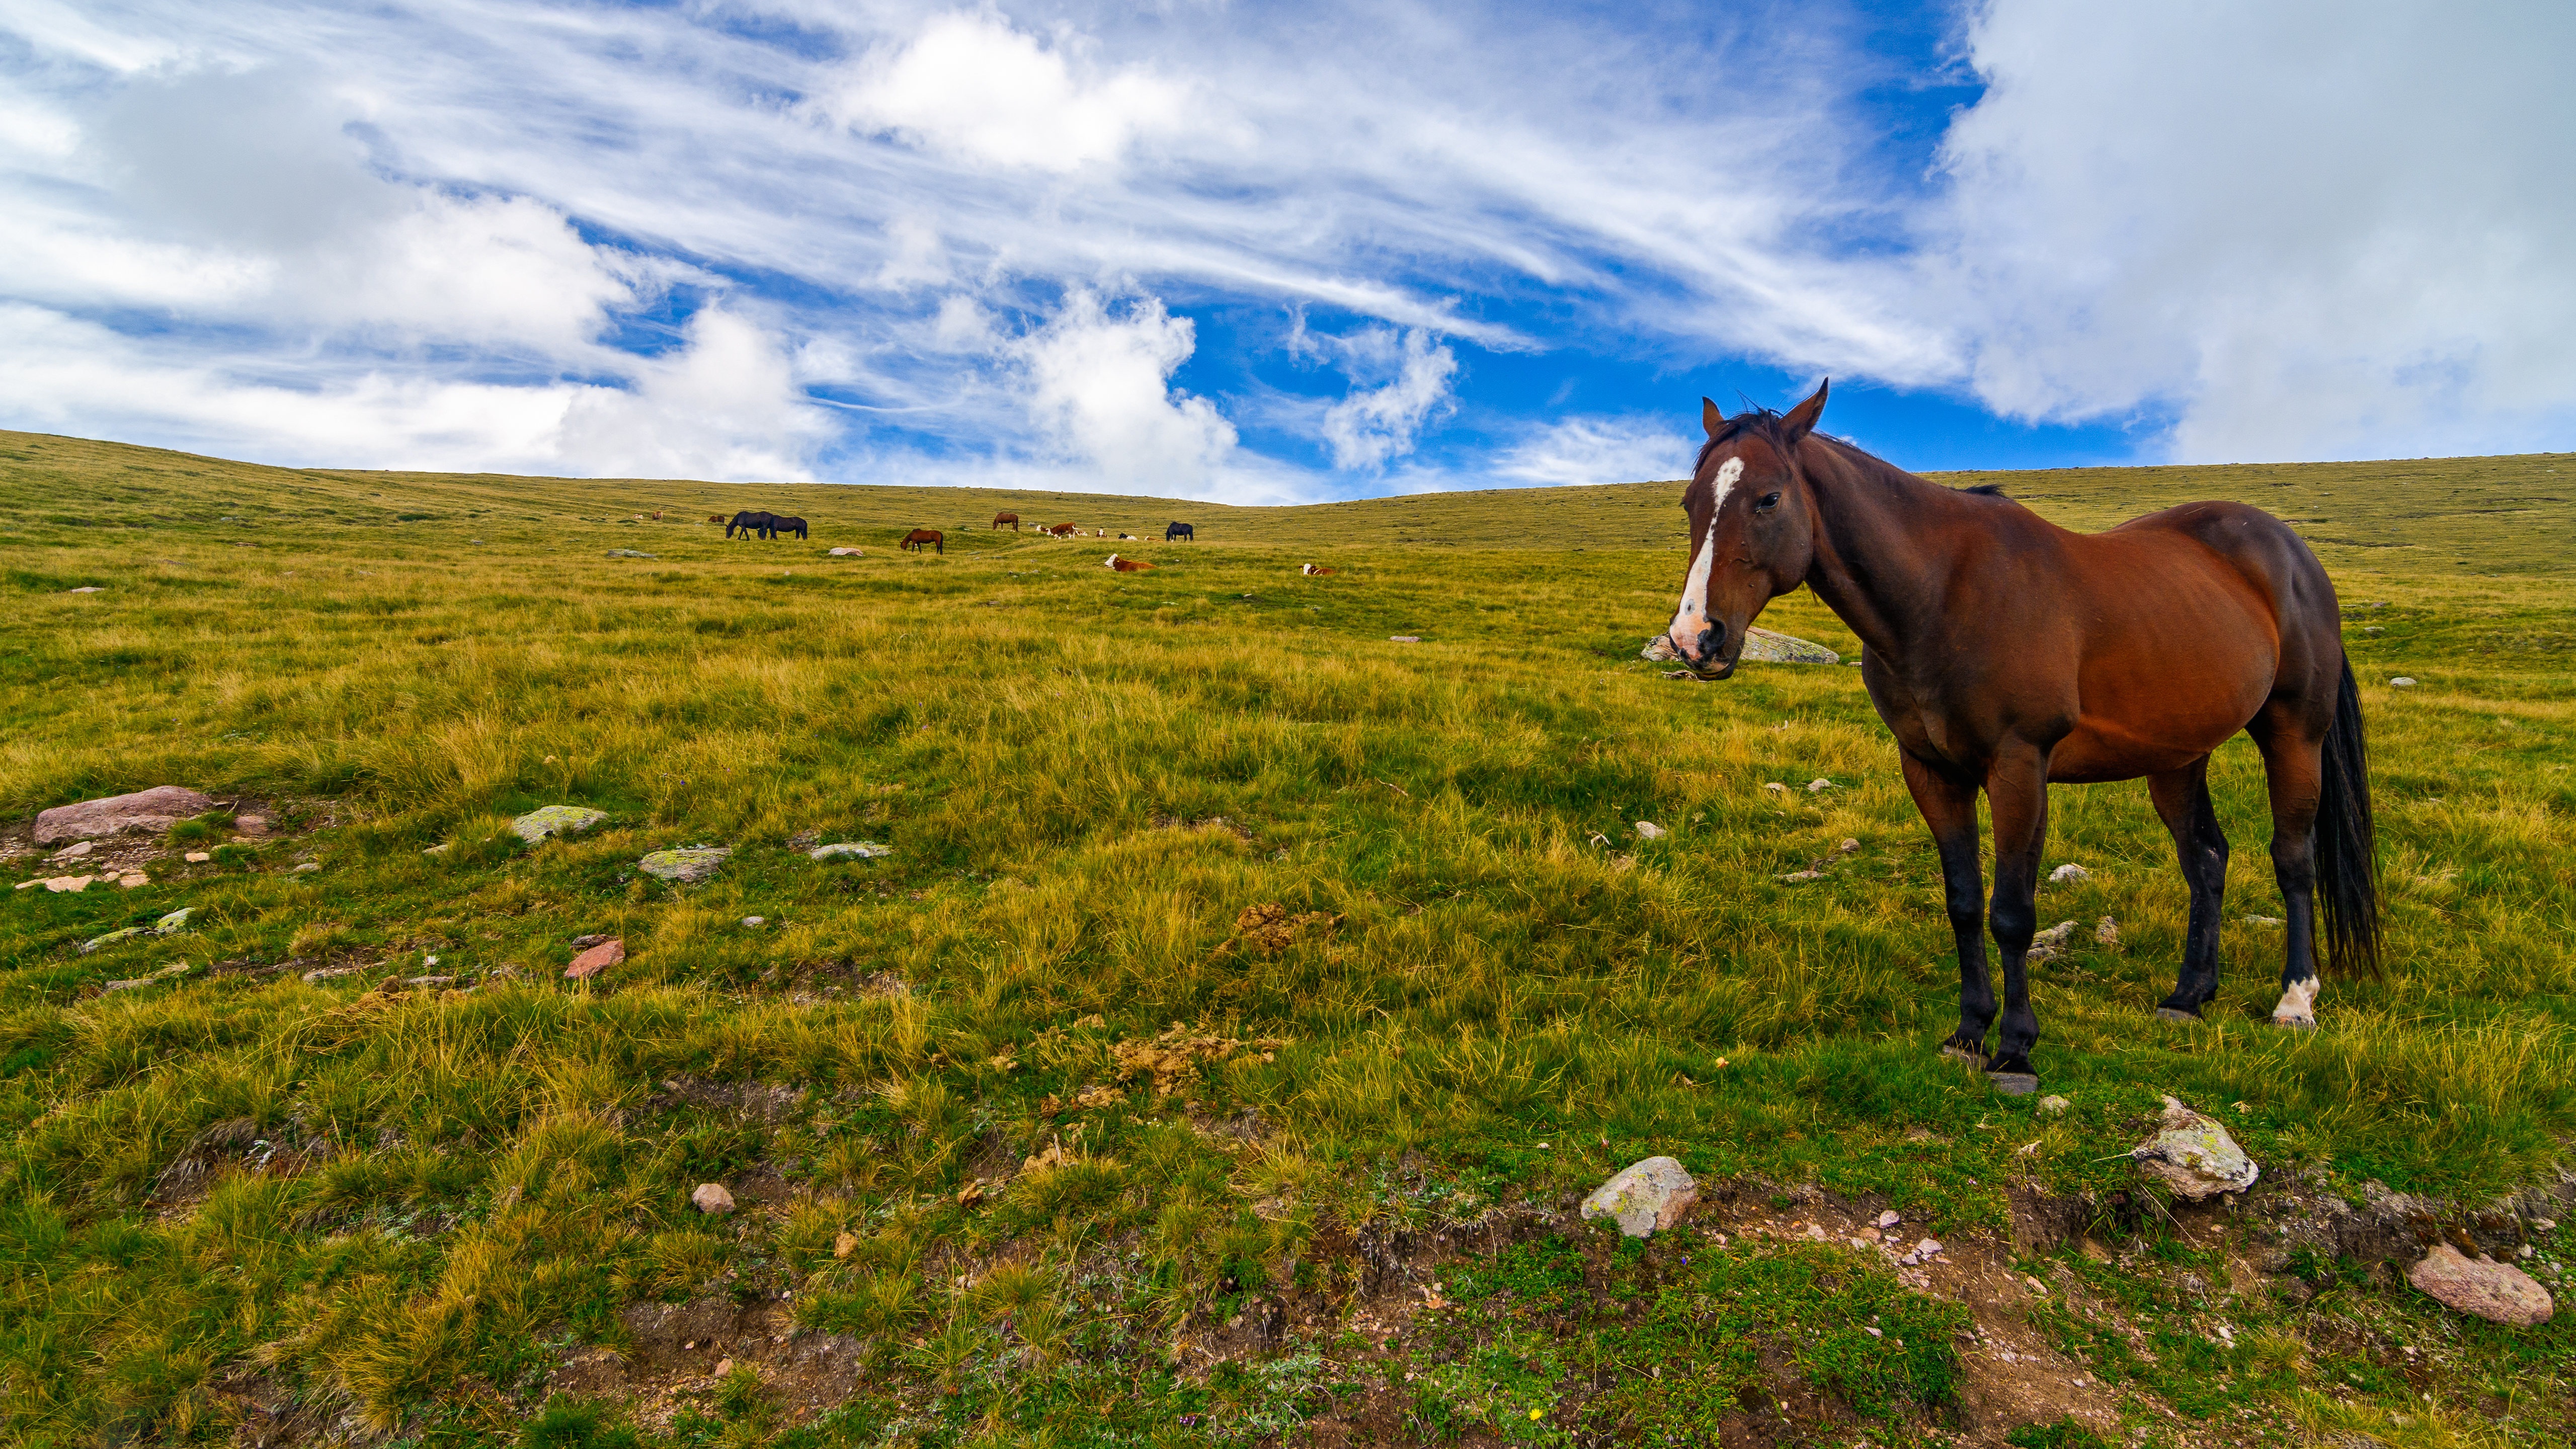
[1301,563,1337,576]
[1104,553,1155,572]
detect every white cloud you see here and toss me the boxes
[825,11,1188,173]
[1321,329,1457,470]
[0,300,830,480]
[1491,416,1695,488]
[1933,0,2576,460]
[1015,288,1240,493]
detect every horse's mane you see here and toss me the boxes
[1697,413,2012,500]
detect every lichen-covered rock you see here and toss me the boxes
[36,786,219,844]
[809,841,892,862]
[1580,1156,1699,1238]
[511,806,607,843]
[639,847,730,883]
[1641,627,1840,665]
[80,927,146,954]
[2132,1096,2259,1200]
[2406,1243,2553,1326]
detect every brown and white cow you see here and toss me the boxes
[1104,553,1154,572]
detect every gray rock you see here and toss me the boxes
[605,548,658,559]
[511,806,607,843]
[67,585,103,593]
[1642,626,1840,665]
[2038,1094,2072,1115]
[80,926,146,954]
[828,546,865,556]
[154,907,192,933]
[49,840,96,861]
[809,841,892,862]
[2049,862,2091,883]
[1739,626,1840,664]
[639,847,730,883]
[2132,1096,2259,1200]
[35,785,219,845]
[1580,1155,1699,1237]
[2407,1243,2553,1326]
[2390,677,2417,687]
[1632,821,1667,840]
[692,1182,737,1215]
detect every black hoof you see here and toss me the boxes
[2153,1005,2201,1024]
[1987,1071,2040,1096]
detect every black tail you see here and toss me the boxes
[2314,656,2381,976]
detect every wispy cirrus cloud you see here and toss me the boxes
[0,2,2566,498]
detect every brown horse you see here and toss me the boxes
[1663,381,2378,1092]
[993,512,1020,530]
[900,528,944,555]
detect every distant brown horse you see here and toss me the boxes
[1662,381,2377,1092]
[707,513,727,524]
[901,528,944,555]
[993,512,1020,530]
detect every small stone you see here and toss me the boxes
[808,841,892,862]
[233,815,270,836]
[1837,838,1859,853]
[185,851,212,863]
[301,963,366,983]
[570,933,612,948]
[1580,1156,1699,1238]
[828,546,865,556]
[2049,862,2090,883]
[118,872,148,889]
[2407,1243,2552,1326]
[155,908,192,932]
[1388,635,1422,643]
[2132,1095,2260,1200]
[1639,634,1680,661]
[68,585,103,593]
[41,875,96,893]
[604,548,658,559]
[566,938,624,980]
[1916,1238,1943,1257]
[80,927,147,954]
[639,847,730,882]
[292,862,319,873]
[511,806,607,843]
[49,840,96,861]
[712,1357,733,1377]
[2038,1094,2071,1115]
[692,1182,736,1215]
[2095,916,2119,946]
[2035,920,2078,948]
[36,785,220,845]
[2390,677,2417,687]
[1875,1210,1900,1229]
[741,916,765,928]
[1762,782,1789,793]
[1805,778,1835,792]
[1633,821,1667,840]
[833,1231,859,1259]
[423,843,452,855]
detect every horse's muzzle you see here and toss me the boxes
[1671,623,1733,679]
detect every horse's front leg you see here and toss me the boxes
[1981,743,2053,1090]
[1901,754,1993,1063]
[2148,757,2230,1020]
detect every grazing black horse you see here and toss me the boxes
[770,515,808,540]
[727,510,774,539]
[1165,521,1195,542]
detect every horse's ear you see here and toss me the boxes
[1702,396,1725,438]
[1779,379,1829,446]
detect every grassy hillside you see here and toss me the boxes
[1,431,2571,1448]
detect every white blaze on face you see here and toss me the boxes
[1668,457,1743,652]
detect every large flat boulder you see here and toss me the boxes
[35,786,218,845]
[2407,1243,2553,1326]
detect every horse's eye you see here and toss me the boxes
[1757,492,1782,510]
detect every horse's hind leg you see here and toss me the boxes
[2249,714,2326,1028]
[1901,754,1995,1065]
[2148,757,2229,1020]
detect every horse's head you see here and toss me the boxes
[1664,380,1827,678]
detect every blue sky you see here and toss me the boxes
[2,1,2569,502]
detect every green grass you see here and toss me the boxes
[1,429,2571,1445]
